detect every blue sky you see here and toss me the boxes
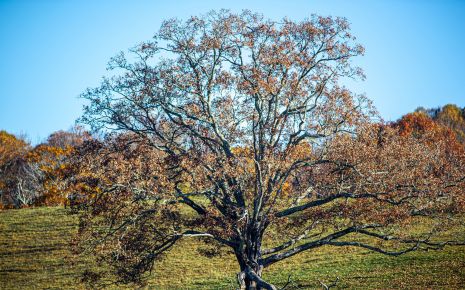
[1,0,464,144]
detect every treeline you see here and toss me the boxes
[0,104,464,209]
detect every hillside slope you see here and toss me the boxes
[0,207,464,289]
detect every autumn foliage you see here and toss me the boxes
[0,131,35,208]
[0,127,90,208]
[0,10,464,289]
[68,10,465,289]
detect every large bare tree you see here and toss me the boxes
[75,10,465,289]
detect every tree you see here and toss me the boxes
[28,126,92,206]
[0,127,91,208]
[392,111,464,152]
[0,131,42,208]
[0,130,28,166]
[76,10,465,289]
[414,104,465,143]
[435,104,465,143]
[46,126,92,149]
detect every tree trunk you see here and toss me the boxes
[237,269,277,290]
[237,268,267,290]
[234,221,277,290]
[235,251,276,290]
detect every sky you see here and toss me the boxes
[1,0,464,144]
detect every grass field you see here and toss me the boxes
[1,207,464,289]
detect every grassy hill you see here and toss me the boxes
[1,207,464,289]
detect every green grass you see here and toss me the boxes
[1,207,464,289]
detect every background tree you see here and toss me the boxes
[29,126,91,206]
[415,104,465,143]
[46,126,92,149]
[0,131,29,166]
[0,127,91,208]
[0,131,42,208]
[435,104,465,143]
[75,10,465,289]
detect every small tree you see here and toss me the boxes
[28,126,92,206]
[0,131,42,208]
[46,126,92,149]
[76,10,465,289]
[1,156,43,207]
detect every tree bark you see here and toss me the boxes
[235,245,277,290]
[237,267,276,290]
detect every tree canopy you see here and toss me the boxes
[73,10,465,289]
